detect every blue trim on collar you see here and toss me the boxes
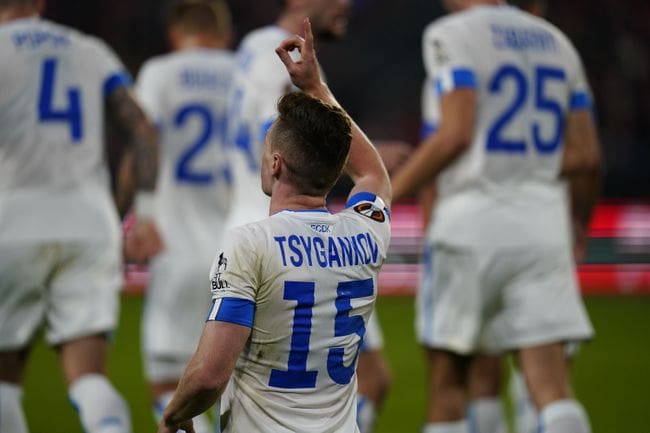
[282,208,330,213]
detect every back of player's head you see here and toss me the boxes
[0,0,39,9]
[167,0,231,39]
[271,92,352,196]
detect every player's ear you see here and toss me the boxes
[271,153,282,178]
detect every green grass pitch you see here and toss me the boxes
[22,295,650,432]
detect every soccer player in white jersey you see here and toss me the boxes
[392,1,602,433]
[157,19,391,433]
[126,1,233,431]
[0,1,160,432]
[225,1,390,431]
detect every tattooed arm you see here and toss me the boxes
[106,86,159,201]
[106,86,163,262]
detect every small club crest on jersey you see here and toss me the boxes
[211,252,229,291]
[433,38,449,64]
[353,202,386,222]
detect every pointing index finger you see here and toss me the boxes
[303,17,314,58]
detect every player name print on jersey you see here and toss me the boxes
[274,232,380,268]
[12,29,70,49]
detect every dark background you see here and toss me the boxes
[43,0,650,198]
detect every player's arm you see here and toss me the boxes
[158,321,250,433]
[391,88,476,201]
[275,18,392,207]
[419,181,437,230]
[106,86,163,261]
[106,86,159,208]
[562,109,603,261]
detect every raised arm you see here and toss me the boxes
[275,18,392,207]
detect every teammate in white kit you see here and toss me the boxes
[392,1,602,433]
[158,19,392,433]
[225,1,390,431]
[0,1,159,432]
[127,1,233,431]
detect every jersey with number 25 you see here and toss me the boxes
[208,194,391,433]
[423,5,593,248]
[0,17,131,242]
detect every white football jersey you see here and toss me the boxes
[223,26,292,229]
[0,17,131,242]
[136,49,233,256]
[207,193,391,433]
[422,5,593,248]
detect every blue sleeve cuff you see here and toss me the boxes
[103,72,132,97]
[346,191,377,208]
[436,68,477,96]
[569,91,592,110]
[420,122,438,141]
[206,297,255,328]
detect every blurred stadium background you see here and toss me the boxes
[23,0,650,432]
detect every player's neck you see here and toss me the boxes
[467,0,504,8]
[269,186,327,215]
[171,34,228,51]
[0,8,38,23]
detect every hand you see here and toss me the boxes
[275,18,324,93]
[124,218,164,263]
[157,419,195,433]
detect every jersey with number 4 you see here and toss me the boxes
[136,49,233,256]
[422,5,593,248]
[208,194,391,433]
[0,17,131,242]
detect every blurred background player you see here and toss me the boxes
[125,0,233,431]
[392,0,602,432]
[0,0,159,432]
[224,1,390,431]
[158,20,392,433]
[417,1,550,431]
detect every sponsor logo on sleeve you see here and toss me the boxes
[210,252,230,291]
[433,38,449,64]
[353,202,386,222]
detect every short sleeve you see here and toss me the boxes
[420,79,440,140]
[91,37,132,98]
[206,226,259,327]
[346,192,391,220]
[564,40,593,112]
[344,192,392,256]
[135,60,164,123]
[422,20,477,97]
